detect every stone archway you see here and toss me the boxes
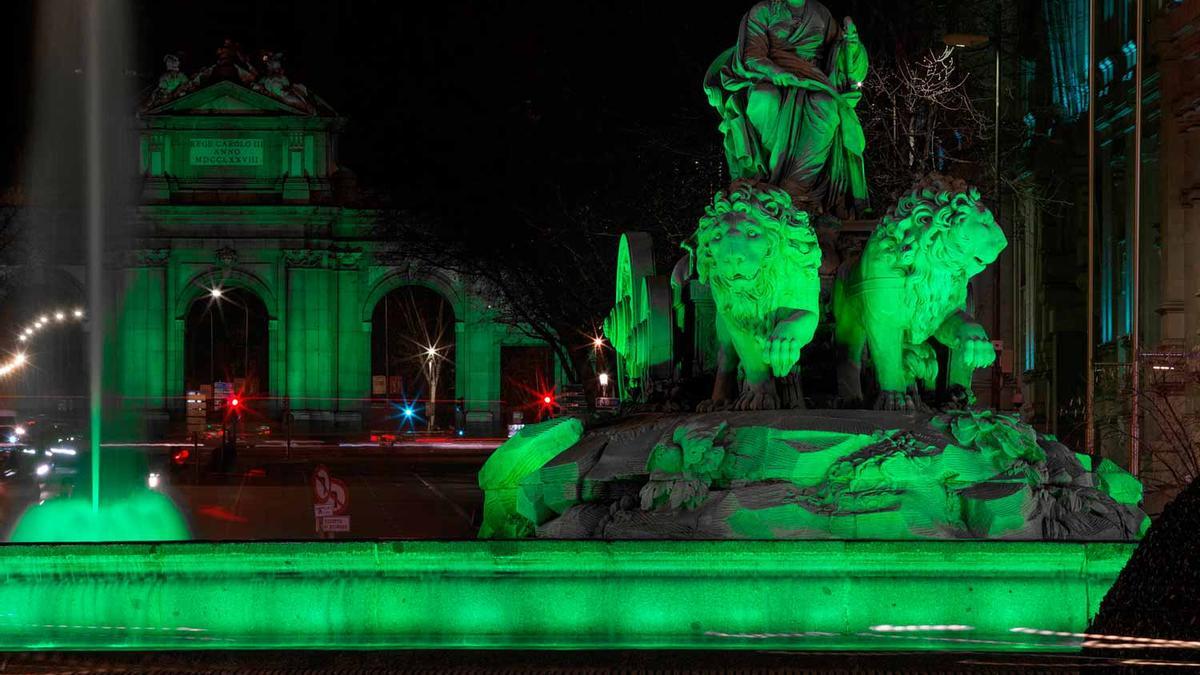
[369,285,457,431]
[182,287,271,398]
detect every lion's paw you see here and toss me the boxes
[734,389,780,411]
[697,399,732,413]
[874,390,918,413]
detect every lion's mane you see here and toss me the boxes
[867,174,987,341]
[691,181,820,340]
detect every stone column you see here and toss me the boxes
[333,251,366,428]
[109,249,170,437]
[284,249,336,428]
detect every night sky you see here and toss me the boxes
[0,1,972,218]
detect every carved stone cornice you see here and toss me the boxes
[132,248,170,267]
[333,250,362,269]
[215,246,238,267]
[284,249,326,268]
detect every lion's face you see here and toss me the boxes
[692,181,820,337]
[943,206,1006,278]
[698,211,775,291]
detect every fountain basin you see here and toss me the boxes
[0,540,1133,651]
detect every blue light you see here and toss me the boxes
[402,406,415,418]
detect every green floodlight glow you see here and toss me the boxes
[0,540,1134,651]
[8,491,189,543]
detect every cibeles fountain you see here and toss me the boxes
[478,0,1147,541]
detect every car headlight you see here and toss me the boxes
[35,463,50,477]
[14,426,26,437]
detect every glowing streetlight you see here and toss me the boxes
[592,336,605,349]
[54,311,64,321]
[425,346,438,358]
[598,373,609,388]
[0,352,27,378]
[210,287,223,300]
[73,309,84,318]
[942,33,990,49]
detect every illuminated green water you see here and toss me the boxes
[9,445,188,542]
[8,489,188,543]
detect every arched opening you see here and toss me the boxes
[500,345,556,427]
[183,288,270,398]
[369,285,456,431]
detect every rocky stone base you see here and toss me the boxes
[478,409,1147,541]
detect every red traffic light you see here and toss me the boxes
[229,397,240,408]
[542,395,552,405]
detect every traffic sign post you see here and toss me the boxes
[311,464,350,537]
[186,391,207,480]
[186,391,207,434]
[213,381,232,411]
[318,516,351,532]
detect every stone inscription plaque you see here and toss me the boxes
[189,138,264,166]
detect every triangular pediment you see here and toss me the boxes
[143,80,308,116]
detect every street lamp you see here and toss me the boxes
[942,33,989,49]
[940,32,997,193]
[423,344,442,430]
[944,29,1004,408]
[210,287,223,300]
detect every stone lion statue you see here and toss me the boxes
[690,181,822,411]
[832,174,1007,411]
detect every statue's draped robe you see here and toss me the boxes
[705,0,868,214]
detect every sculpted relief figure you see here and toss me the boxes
[156,54,189,97]
[704,0,868,215]
[141,42,322,115]
[832,175,1007,411]
[254,51,318,114]
[690,182,821,411]
[144,54,193,109]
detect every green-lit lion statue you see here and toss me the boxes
[833,174,1007,411]
[691,181,821,411]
